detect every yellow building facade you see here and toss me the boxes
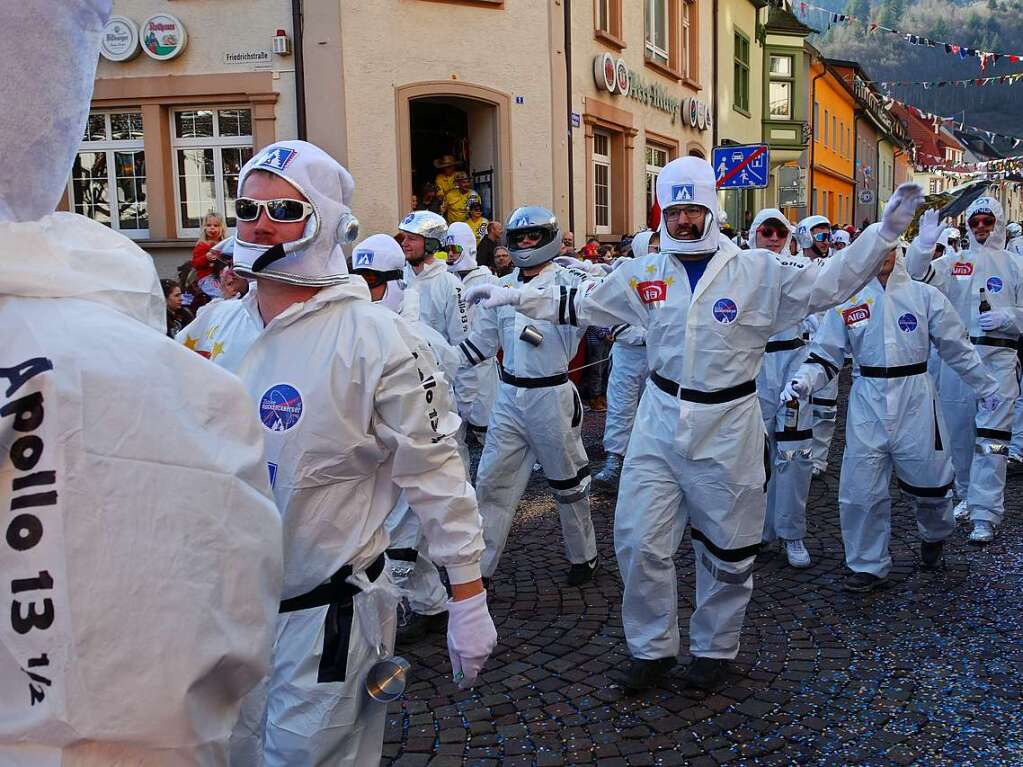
[807,53,855,226]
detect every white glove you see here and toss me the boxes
[464,283,521,309]
[979,394,1001,412]
[779,377,809,404]
[879,183,925,242]
[915,208,943,251]
[979,309,1010,332]
[446,590,497,690]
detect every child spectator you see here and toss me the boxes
[191,212,228,281]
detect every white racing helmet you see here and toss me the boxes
[749,208,793,253]
[505,205,562,268]
[0,0,110,222]
[795,215,831,250]
[941,227,961,249]
[831,229,851,248]
[445,221,478,272]
[655,157,720,256]
[965,196,1006,251]
[398,210,447,255]
[232,140,360,286]
[1006,222,1021,239]
[350,234,406,313]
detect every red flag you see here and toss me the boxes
[649,195,661,231]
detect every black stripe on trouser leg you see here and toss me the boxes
[763,434,771,492]
[977,428,1011,441]
[548,465,591,491]
[810,397,838,407]
[932,401,943,451]
[690,527,762,562]
[385,547,419,563]
[318,601,355,683]
[571,389,582,428]
[896,478,954,498]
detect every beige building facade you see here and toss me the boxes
[569,0,713,243]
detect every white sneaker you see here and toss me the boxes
[969,520,995,544]
[953,500,971,521]
[1009,450,1023,464]
[785,539,812,568]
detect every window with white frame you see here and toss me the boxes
[172,107,254,236]
[70,111,148,238]
[593,131,612,234]
[680,1,692,79]
[596,0,610,32]
[645,0,669,65]
[768,54,793,120]
[645,144,669,219]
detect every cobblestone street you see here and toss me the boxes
[383,375,1023,766]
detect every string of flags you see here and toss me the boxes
[793,0,1023,70]
[873,73,1023,89]
[912,147,1023,174]
[881,95,1023,148]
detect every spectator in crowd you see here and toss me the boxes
[581,324,611,412]
[218,264,249,300]
[190,212,227,282]
[467,197,489,244]
[434,154,461,197]
[197,238,234,299]
[478,220,503,269]
[444,172,478,224]
[560,232,576,255]
[417,181,444,214]
[492,245,513,277]
[618,234,634,258]
[582,237,600,261]
[597,244,615,263]
[161,278,192,338]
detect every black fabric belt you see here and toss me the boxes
[500,370,568,388]
[765,338,805,353]
[280,553,385,613]
[859,361,928,378]
[811,396,838,407]
[651,371,757,404]
[977,428,1011,441]
[970,336,1018,350]
[775,428,813,442]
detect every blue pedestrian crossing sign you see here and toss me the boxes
[712,144,769,189]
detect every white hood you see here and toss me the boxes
[1,213,164,332]
[965,195,1007,252]
[351,233,406,313]
[750,208,793,254]
[445,221,478,272]
[655,157,720,256]
[630,229,656,256]
[234,140,360,287]
[0,0,110,223]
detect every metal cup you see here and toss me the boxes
[520,324,544,347]
[365,656,410,703]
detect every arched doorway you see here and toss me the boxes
[396,82,513,225]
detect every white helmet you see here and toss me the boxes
[0,0,109,222]
[831,229,851,247]
[749,208,793,253]
[445,221,478,273]
[1007,222,1022,239]
[941,227,961,249]
[655,157,720,256]
[505,206,562,268]
[965,196,1006,250]
[795,215,831,250]
[630,229,657,257]
[233,140,360,286]
[397,210,447,255]
[350,234,406,313]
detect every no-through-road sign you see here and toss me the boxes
[713,144,769,189]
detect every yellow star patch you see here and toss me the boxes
[665,275,674,286]
[183,334,199,350]
[645,264,657,274]
[210,341,226,360]
[205,325,220,340]
[628,277,638,289]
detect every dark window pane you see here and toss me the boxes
[177,148,217,229]
[110,111,143,140]
[174,110,214,139]
[83,114,106,142]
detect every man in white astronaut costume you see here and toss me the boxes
[399,210,471,348]
[751,209,816,569]
[180,140,496,766]
[593,230,657,488]
[787,245,998,590]
[795,215,841,476]
[1,3,283,764]
[467,157,922,690]
[445,221,499,442]
[1006,221,1023,256]
[906,204,1023,543]
[457,206,599,587]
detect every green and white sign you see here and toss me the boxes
[142,14,187,61]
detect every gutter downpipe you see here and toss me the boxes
[564,0,575,234]
[712,0,720,147]
[292,0,307,140]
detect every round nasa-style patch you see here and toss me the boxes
[402,213,415,225]
[897,313,918,332]
[987,276,1003,293]
[259,384,304,432]
[712,298,738,324]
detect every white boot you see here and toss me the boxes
[953,500,971,522]
[785,539,811,568]
[969,520,995,544]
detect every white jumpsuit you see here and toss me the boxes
[906,208,1023,526]
[602,325,650,458]
[452,265,499,435]
[2,214,283,767]
[515,224,898,660]
[181,283,484,767]
[794,264,997,576]
[808,311,841,473]
[459,263,598,577]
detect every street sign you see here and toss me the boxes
[713,144,769,189]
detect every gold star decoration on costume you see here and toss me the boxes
[628,277,638,289]
[210,341,225,360]
[645,264,657,274]
[183,334,199,350]
[205,325,220,340]
[665,276,674,286]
